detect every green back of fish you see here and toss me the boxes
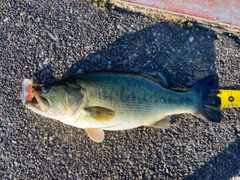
[75,72,193,118]
[42,72,220,131]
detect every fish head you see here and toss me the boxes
[25,82,85,119]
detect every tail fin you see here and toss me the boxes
[189,75,221,122]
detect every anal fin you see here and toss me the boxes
[148,116,172,129]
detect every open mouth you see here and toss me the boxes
[30,90,50,112]
[22,79,50,112]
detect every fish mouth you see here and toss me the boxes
[26,89,50,112]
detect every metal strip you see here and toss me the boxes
[117,0,240,28]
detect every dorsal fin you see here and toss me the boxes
[137,70,172,88]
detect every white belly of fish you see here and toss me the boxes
[63,103,188,131]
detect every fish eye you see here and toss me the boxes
[42,86,50,93]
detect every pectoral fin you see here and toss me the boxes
[84,106,115,122]
[148,116,172,129]
[86,128,105,143]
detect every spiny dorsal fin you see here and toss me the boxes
[86,128,104,143]
[84,106,115,121]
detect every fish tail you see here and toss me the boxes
[190,75,221,122]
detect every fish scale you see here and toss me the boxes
[73,73,211,129]
[23,72,222,142]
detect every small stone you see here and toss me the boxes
[43,58,48,65]
[3,17,9,22]
[189,37,194,42]
[236,120,240,131]
[50,65,55,72]
[77,69,82,74]
[20,11,26,16]
[149,169,154,175]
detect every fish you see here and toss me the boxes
[23,71,221,142]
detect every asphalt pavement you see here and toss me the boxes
[0,0,239,179]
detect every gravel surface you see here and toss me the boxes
[0,0,239,179]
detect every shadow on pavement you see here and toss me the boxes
[1,0,239,178]
[186,137,240,180]
[62,22,218,86]
[24,19,238,179]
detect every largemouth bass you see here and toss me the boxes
[23,71,221,142]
